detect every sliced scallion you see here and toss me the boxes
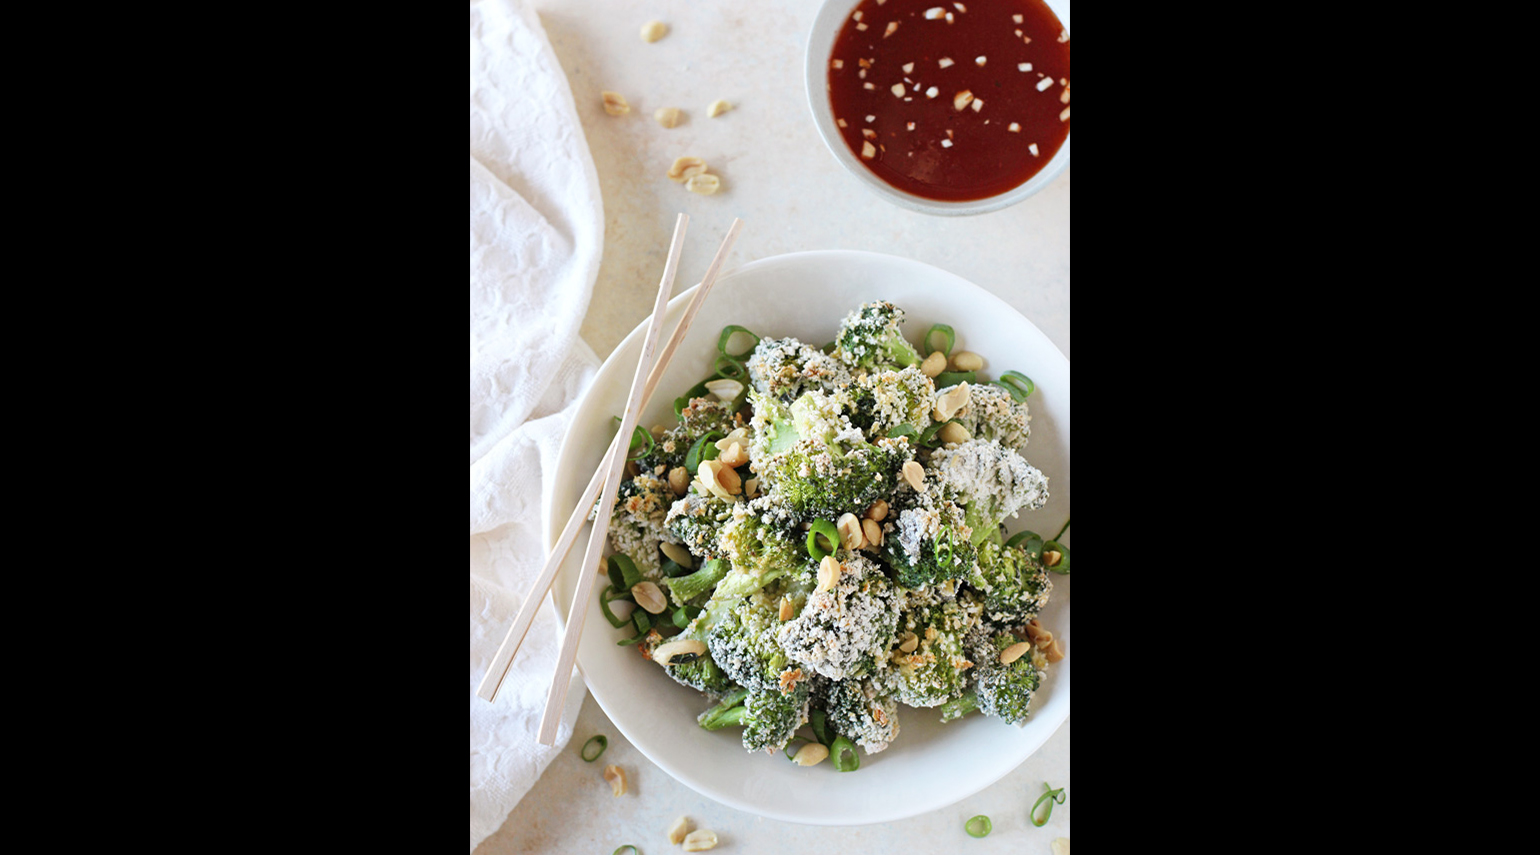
[830,736,859,771]
[806,519,839,561]
[612,846,638,855]
[934,370,976,389]
[994,370,1035,401]
[598,584,633,628]
[718,324,760,360]
[1041,540,1070,574]
[612,416,655,460]
[1005,530,1045,561]
[1053,518,1070,541]
[684,430,724,474]
[965,815,992,837]
[809,709,832,746]
[581,734,608,762]
[608,554,642,590]
[783,737,811,760]
[1031,783,1066,827]
[924,324,956,357]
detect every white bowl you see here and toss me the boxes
[549,250,1070,825]
[803,0,1071,216]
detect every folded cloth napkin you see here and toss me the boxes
[470,0,604,849]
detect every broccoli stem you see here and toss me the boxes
[669,558,730,603]
[698,687,751,730]
[939,690,979,723]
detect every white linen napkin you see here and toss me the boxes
[470,0,604,848]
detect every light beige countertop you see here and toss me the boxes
[476,0,1069,851]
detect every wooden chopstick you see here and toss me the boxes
[474,217,742,704]
[535,213,692,744]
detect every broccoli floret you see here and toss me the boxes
[741,681,812,753]
[820,676,901,755]
[777,552,900,681]
[850,366,936,439]
[664,491,734,559]
[881,496,979,589]
[695,682,812,755]
[713,503,810,598]
[951,382,1032,451]
[927,438,1050,546]
[746,336,852,402]
[833,301,922,372]
[658,602,737,693]
[961,627,1043,725]
[968,539,1053,625]
[706,588,800,692]
[748,390,911,521]
[878,588,983,708]
[638,395,743,473]
[597,473,680,579]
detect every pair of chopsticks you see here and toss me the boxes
[475,214,744,747]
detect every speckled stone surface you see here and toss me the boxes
[475,0,1069,851]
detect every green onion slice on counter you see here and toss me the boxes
[965,815,992,837]
[1031,783,1067,826]
[581,735,608,762]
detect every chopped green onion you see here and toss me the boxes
[783,737,811,760]
[616,625,651,646]
[659,556,691,578]
[612,416,656,460]
[718,324,760,360]
[1031,783,1066,827]
[598,584,633,628]
[918,418,963,449]
[806,519,839,561]
[632,608,652,634]
[1041,540,1070,574]
[672,604,702,629]
[935,526,955,567]
[713,354,747,381]
[965,815,992,838]
[830,735,859,771]
[993,370,1035,402]
[607,554,642,590]
[1053,518,1070,541]
[581,734,608,762]
[684,430,724,474]
[612,846,638,855]
[924,324,955,357]
[809,709,832,747]
[1005,530,1045,561]
[887,423,919,443]
[934,370,976,389]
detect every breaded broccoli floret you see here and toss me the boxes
[746,336,852,402]
[833,300,922,371]
[821,676,901,755]
[713,503,809,598]
[637,395,743,473]
[706,588,800,692]
[748,390,912,521]
[881,496,979,589]
[741,681,812,753]
[927,438,1049,546]
[849,366,936,439]
[943,627,1043,725]
[598,473,680,579]
[664,491,734,559]
[660,606,736,694]
[878,588,982,708]
[778,552,900,681]
[968,539,1053,625]
[951,382,1032,451]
